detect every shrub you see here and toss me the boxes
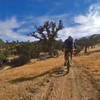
[16,43,40,59]
[10,55,30,67]
[53,49,59,57]
[0,52,7,67]
[73,46,82,56]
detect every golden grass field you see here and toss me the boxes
[0,45,100,100]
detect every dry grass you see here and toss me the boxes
[74,45,100,94]
[74,45,100,68]
[0,56,65,100]
[0,56,64,81]
[0,45,100,100]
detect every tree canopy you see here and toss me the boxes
[30,20,63,55]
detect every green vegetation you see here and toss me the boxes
[75,34,100,54]
[16,42,40,58]
[29,20,63,56]
[0,19,100,68]
[0,52,7,66]
[10,55,30,67]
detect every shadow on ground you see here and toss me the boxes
[9,66,69,84]
[50,67,69,77]
[9,70,51,84]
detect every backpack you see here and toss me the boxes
[65,38,73,48]
[68,38,73,45]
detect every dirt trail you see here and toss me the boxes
[0,61,99,100]
[32,63,99,100]
[0,63,99,100]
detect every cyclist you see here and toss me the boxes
[64,36,74,66]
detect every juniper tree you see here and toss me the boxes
[30,20,63,56]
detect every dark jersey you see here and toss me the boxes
[64,39,74,49]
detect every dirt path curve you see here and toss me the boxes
[33,63,99,100]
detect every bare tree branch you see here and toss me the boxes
[29,20,63,56]
[30,32,41,40]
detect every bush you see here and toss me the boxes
[10,55,30,67]
[16,43,40,59]
[53,49,59,57]
[73,46,82,56]
[0,52,7,67]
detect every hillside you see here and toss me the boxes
[90,34,100,43]
[0,45,100,100]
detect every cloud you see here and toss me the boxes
[27,14,68,25]
[17,29,31,33]
[58,3,100,41]
[0,17,37,41]
[0,3,100,42]
[0,15,69,41]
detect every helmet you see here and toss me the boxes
[68,36,72,39]
[68,36,73,42]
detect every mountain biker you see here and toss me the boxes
[64,36,74,66]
